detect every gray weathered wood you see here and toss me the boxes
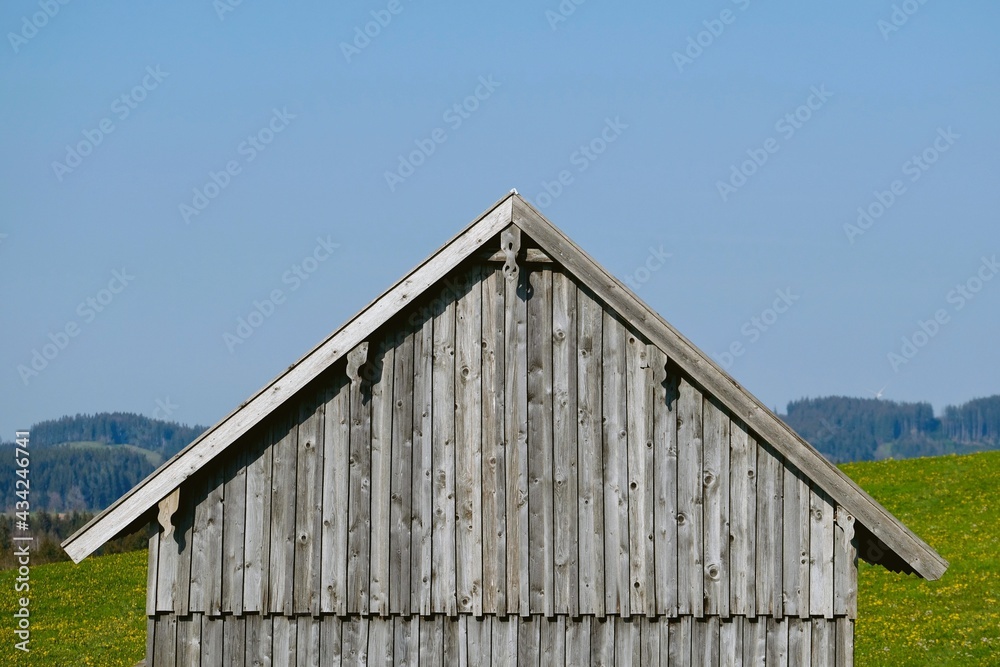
[577,286,605,617]
[565,614,591,667]
[492,616,517,666]
[783,465,810,619]
[466,614,492,666]
[389,330,414,615]
[272,615,297,667]
[432,297,457,615]
[153,614,177,667]
[481,266,507,615]
[367,616,393,667]
[626,330,655,616]
[369,339,395,616]
[615,617,641,666]
[810,487,835,619]
[296,616,321,667]
[811,619,836,667]
[836,617,853,667]
[551,271,579,617]
[602,310,630,617]
[222,443,247,615]
[176,614,201,666]
[321,374,350,614]
[668,616,692,667]
[729,421,756,617]
[517,615,540,666]
[744,616,766,667]
[455,266,483,615]
[652,348,679,618]
[703,396,730,617]
[787,617,810,667]
[223,614,245,667]
[320,615,343,667]
[640,616,661,667]
[392,616,417,667]
[412,312,434,614]
[443,614,461,666]
[243,430,272,613]
[347,343,372,614]
[505,263,530,615]
[592,614,615,667]
[755,441,783,618]
[541,615,566,666]
[172,484,194,616]
[420,615,442,667]
[766,617,788,667]
[527,268,555,616]
[720,616,741,667]
[147,529,159,616]
[834,507,857,619]
[342,616,370,667]
[294,395,324,615]
[676,376,704,617]
[269,411,298,615]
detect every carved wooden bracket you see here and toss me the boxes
[158,487,180,536]
[500,226,521,282]
[346,341,369,383]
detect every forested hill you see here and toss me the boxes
[780,394,1000,462]
[0,413,206,513]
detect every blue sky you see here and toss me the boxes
[2,1,998,436]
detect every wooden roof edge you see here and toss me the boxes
[62,193,517,564]
[510,196,949,581]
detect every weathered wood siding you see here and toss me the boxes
[146,257,858,665]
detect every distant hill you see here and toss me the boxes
[0,413,206,512]
[780,394,1000,462]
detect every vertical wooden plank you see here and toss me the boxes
[245,614,272,667]
[272,615,296,667]
[527,268,555,616]
[492,615,518,666]
[223,615,245,667]
[297,617,321,667]
[153,614,177,667]
[676,376,704,617]
[222,444,247,615]
[834,507,857,619]
[615,617,641,666]
[602,311,630,617]
[703,397,730,618]
[420,615,443,667]
[367,616,393,667]
[347,346,372,615]
[370,339,395,616]
[243,430,272,614]
[729,422,756,617]
[743,617,766,667]
[321,374,350,615]
[393,616,417,667]
[443,615,462,666]
[566,615,592,667]
[765,617,788,667]
[720,617,741,667]
[592,616,615,667]
[836,618,854,667]
[577,287,605,616]
[342,616,370,667]
[432,297,457,615]
[539,615,565,666]
[466,615,492,667]
[640,617,661,667]
[294,395,324,616]
[147,529,160,616]
[626,330,655,616]
[320,615,343,667]
[755,441,783,618]
[782,466,810,619]
[810,488,836,619]
[517,615,540,667]
[652,349,679,618]
[552,271,579,617]
[176,614,201,666]
[668,616,692,667]
[190,470,224,615]
[481,266,507,615]
[456,266,484,615]
[412,313,434,614]
[505,264,530,615]
[787,618,810,667]
[390,330,414,615]
[269,411,298,615]
[696,616,721,667]
[173,483,195,616]
[146,616,155,667]
[658,617,672,667]
[201,615,223,666]
[811,619,836,667]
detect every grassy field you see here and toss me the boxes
[1,451,996,665]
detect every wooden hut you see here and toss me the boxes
[64,192,947,666]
